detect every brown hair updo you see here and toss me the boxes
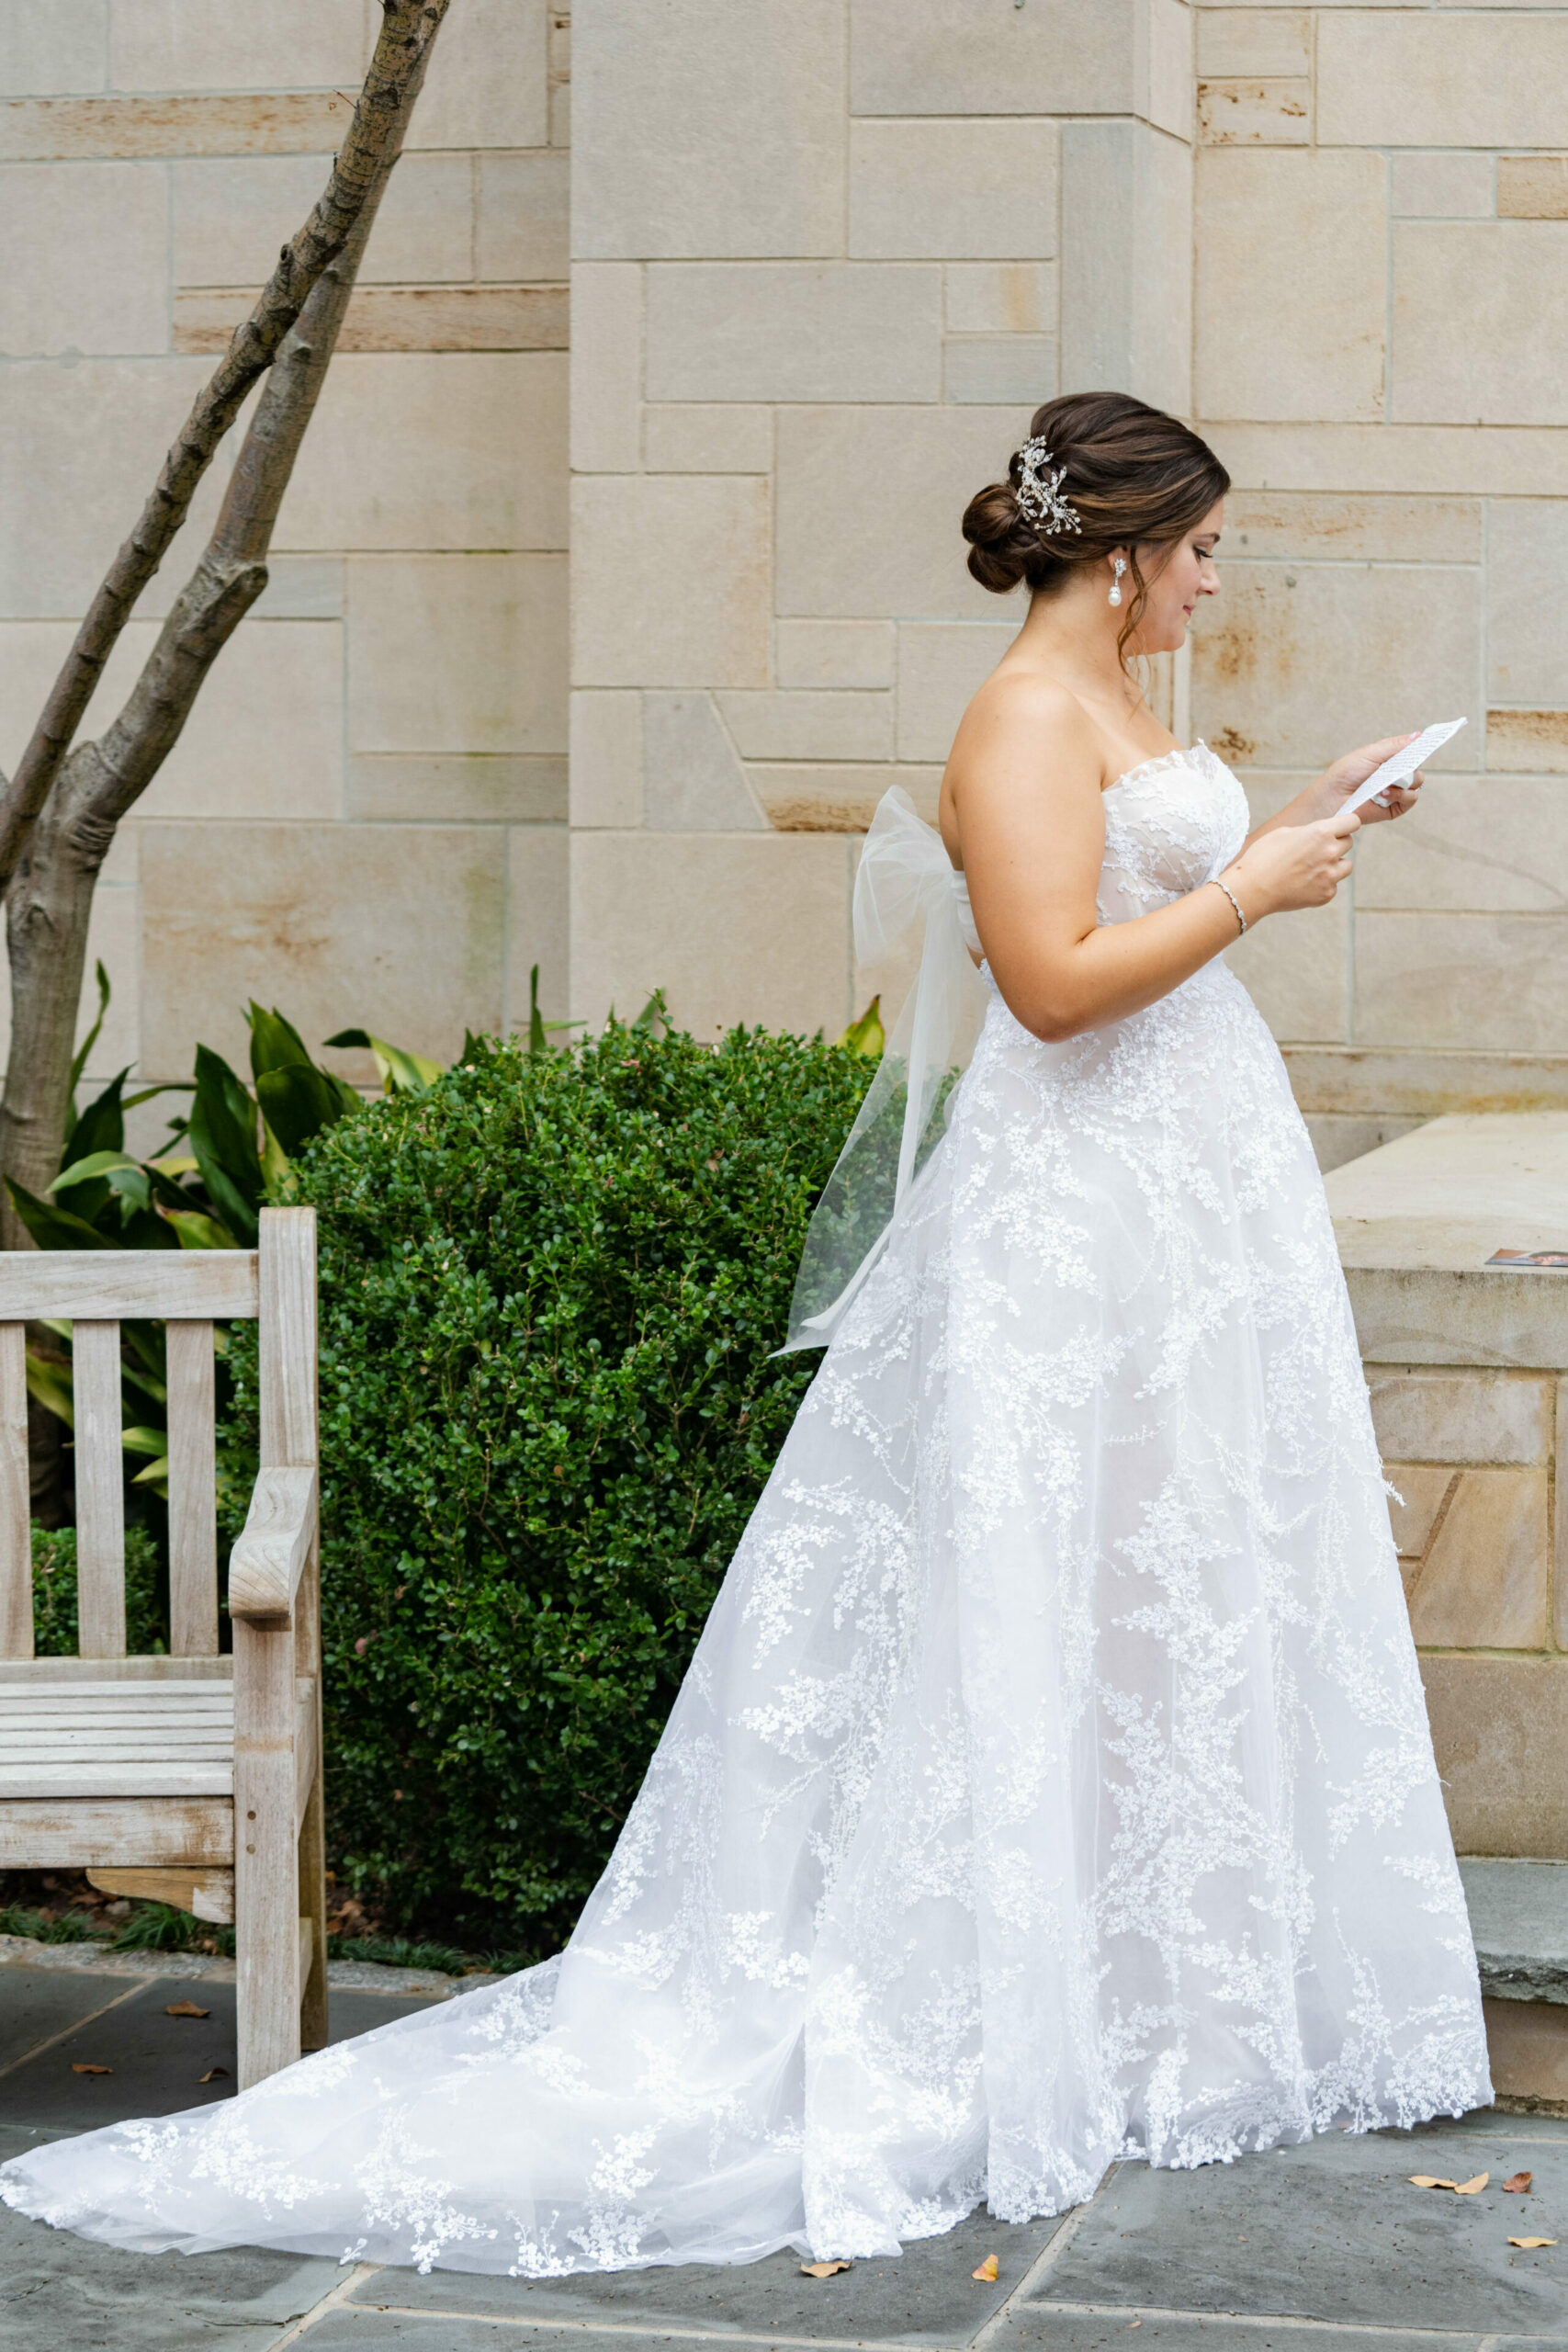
[963,390,1230,657]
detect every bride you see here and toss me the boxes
[1,390,1490,2276]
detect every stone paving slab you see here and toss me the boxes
[1034,2132,1568,2335]
[314,2324,735,2351]
[0,1929,493,2001]
[0,1966,141,2077]
[997,2318,1497,2352]
[0,1965,440,2134]
[344,2205,1063,2344]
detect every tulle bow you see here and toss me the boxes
[783,787,989,1351]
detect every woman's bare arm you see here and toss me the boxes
[951,679,1359,1045]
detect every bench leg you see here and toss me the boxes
[298,1763,328,2051]
[233,1618,302,2090]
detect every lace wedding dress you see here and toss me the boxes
[1,742,1490,2276]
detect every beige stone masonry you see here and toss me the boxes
[1286,1047,1568,1125]
[1420,1657,1568,1860]
[644,406,771,475]
[275,353,568,552]
[1392,152,1495,222]
[573,0,845,260]
[1196,81,1309,145]
[1061,120,1191,415]
[476,151,569,282]
[943,337,1057,407]
[716,693,893,765]
[141,823,508,1082]
[1190,562,1478,775]
[1327,1118,1568,1859]
[643,695,766,834]
[777,622,897,693]
[110,0,367,94]
[896,623,1020,763]
[0,161,166,356]
[1196,149,1386,424]
[572,476,772,689]
[1224,898,1348,1044]
[405,0,549,153]
[508,825,570,1025]
[748,766,944,834]
[1318,15,1568,152]
[1394,223,1568,427]
[0,92,348,158]
[1211,424,1568,500]
[1370,1370,1554,1468]
[347,555,567,757]
[848,119,1059,260]
[1486,711,1568,774]
[570,264,641,476]
[0,1,107,97]
[0,358,223,619]
[644,407,773,476]
[175,285,568,356]
[570,832,852,1041]
[1194,12,1309,78]
[1397,1465,1550,1650]
[646,266,942,406]
[348,756,567,826]
[944,264,1057,336]
[850,0,1138,119]
[776,407,1027,621]
[1489,503,1568,706]
[1355,914,1568,1055]
[173,151,476,288]
[569,694,643,832]
[1500,156,1568,222]
[1354,779,1568,915]
[1224,492,1482,564]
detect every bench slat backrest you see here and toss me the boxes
[0,1215,312,1669]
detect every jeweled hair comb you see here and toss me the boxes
[1014,436,1081,537]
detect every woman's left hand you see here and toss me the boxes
[1306,734,1425,826]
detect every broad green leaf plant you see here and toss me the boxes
[8,978,444,1502]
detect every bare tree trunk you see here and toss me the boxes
[0,0,450,1245]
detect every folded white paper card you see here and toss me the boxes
[1345,718,1467,814]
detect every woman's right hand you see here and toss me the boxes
[1226,808,1359,922]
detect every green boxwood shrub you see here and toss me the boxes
[33,1523,164,1657]
[223,1019,872,1953]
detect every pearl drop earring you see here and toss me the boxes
[1108,557,1127,608]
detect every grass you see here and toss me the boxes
[0,1897,531,1978]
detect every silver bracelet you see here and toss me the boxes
[1209,876,1247,935]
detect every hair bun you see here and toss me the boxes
[962,481,1041,595]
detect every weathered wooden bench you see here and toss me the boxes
[0,1206,326,2088]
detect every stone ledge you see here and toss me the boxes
[1462,1860,1568,2007]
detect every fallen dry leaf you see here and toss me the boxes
[1504,2173,1534,2194]
[972,2256,999,2282]
[1455,2175,1489,2196]
[71,2063,111,2075]
[198,2067,229,2085]
[1509,2237,1557,2250]
[800,2261,852,2278]
[1410,2176,1456,2189]
[1410,2173,1488,2195]
[164,1999,210,2018]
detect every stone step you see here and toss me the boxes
[1461,1857,1568,2111]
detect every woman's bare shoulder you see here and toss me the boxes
[949,670,1103,792]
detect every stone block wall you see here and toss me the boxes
[568,0,1196,1040]
[0,0,570,1102]
[1191,4,1568,1168]
[1375,1368,1568,1860]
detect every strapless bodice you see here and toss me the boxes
[945,740,1250,949]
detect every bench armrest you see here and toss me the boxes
[228,1466,317,1623]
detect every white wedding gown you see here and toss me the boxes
[1,742,1490,2276]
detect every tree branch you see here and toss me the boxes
[0,0,450,897]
